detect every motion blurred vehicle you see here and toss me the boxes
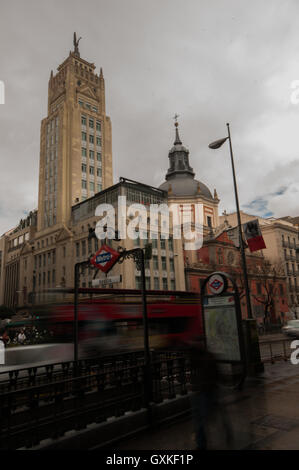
[282,320,299,337]
[27,287,203,359]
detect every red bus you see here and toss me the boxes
[31,288,202,356]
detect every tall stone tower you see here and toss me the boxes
[37,33,113,231]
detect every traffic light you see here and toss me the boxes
[144,243,152,260]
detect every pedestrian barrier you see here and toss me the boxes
[0,350,191,449]
[259,338,292,364]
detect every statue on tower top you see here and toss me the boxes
[73,32,81,57]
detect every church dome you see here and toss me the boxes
[159,121,213,200]
[159,175,213,198]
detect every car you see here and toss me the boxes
[282,320,299,337]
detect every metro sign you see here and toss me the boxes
[90,244,120,274]
[208,274,226,295]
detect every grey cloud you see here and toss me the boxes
[1,0,299,234]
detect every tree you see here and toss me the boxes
[252,260,284,325]
[0,305,14,320]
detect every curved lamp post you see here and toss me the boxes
[209,123,253,319]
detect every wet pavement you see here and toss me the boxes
[114,360,299,450]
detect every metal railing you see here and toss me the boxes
[0,350,191,449]
[259,338,293,364]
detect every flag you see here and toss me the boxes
[208,137,228,149]
[243,219,266,252]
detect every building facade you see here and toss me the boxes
[219,211,299,317]
[186,228,289,323]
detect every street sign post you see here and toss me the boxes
[92,275,122,287]
[201,271,246,386]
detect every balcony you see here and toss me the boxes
[285,254,296,261]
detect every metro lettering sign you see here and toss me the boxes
[207,273,227,295]
[90,244,120,273]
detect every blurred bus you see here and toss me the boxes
[28,288,202,357]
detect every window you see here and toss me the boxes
[96,137,101,146]
[90,182,95,191]
[153,256,159,270]
[81,116,86,126]
[89,119,94,129]
[52,270,55,285]
[82,240,86,256]
[257,283,262,295]
[89,166,94,175]
[135,276,142,289]
[82,147,87,157]
[76,242,80,257]
[89,134,94,144]
[169,258,175,272]
[169,237,173,251]
[160,238,166,249]
[97,183,102,192]
[81,132,87,141]
[82,163,87,173]
[96,121,101,132]
[207,216,212,228]
[162,257,167,270]
[97,152,102,162]
[79,100,84,107]
[82,180,87,189]
[163,278,168,290]
[154,278,160,290]
[97,168,102,177]
[89,150,94,160]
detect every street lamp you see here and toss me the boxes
[209,123,253,319]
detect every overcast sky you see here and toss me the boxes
[0,0,299,234]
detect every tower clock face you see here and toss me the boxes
[227,251,234,264]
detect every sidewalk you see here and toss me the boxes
[112,361,299,450]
